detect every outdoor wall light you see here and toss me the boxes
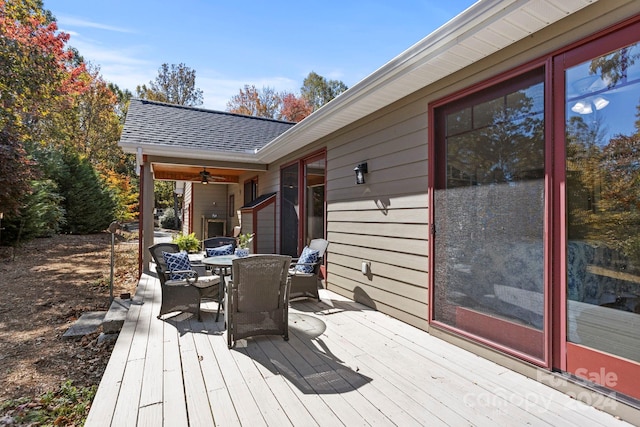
[354,162,368,185]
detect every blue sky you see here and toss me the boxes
[43,1,477,111]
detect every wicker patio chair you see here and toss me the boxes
[288,239,329,301]
[148,243,220,321]
[225,254,292,348]
[202,236,237,253]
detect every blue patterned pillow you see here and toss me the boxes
[295,246,319,273]
[206,244,234,257]
[162,251,192,280]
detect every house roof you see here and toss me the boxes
[120,0,599,166]
[120,99,295,163]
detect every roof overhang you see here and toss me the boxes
[123,143,262,164]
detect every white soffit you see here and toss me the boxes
[257,0,597,163]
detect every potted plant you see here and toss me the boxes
[172,232,200,253]
[235,233,254,257]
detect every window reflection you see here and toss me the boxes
[566,42,640,362]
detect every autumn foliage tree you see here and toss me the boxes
[226,85,284,118]
[227,85,312,122]
[226,72,345,122]
[1,0,135,244]
[280,93,313,122]
[0,0,87,215]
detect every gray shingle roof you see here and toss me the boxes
[120,99,295,153]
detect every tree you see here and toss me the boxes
[227,85,282,118]
[227,86,311,122]
[0,127,34,215]
[225,71,346,121]
[0,0,87,214]
[136,63,203,106]
[45,64,125,170]
[280,93,312,122]
[300,71,348,112]
[226,84,261,116]
[109,82,132,124]
[103,169,138,222]
[154,181,175,209]
[52,149,116,234]
[1,179,65,244]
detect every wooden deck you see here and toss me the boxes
[85,273,633,426]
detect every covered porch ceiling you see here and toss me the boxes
[148,156,268,184]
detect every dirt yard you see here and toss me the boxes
[0,232,140,402]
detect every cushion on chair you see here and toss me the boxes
[294,246,319,273]
[206,244,234,257]
[162,251,192,280]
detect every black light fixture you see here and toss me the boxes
[354,162,368,185]
[200,167,210,184]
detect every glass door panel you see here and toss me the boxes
[433,69,547,362]
[304,157,326,245]
[281,163,299,257]
[565,42,640,378]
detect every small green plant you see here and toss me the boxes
[173,232,200,252]
[237,233,254,249]
[0,380,96,426]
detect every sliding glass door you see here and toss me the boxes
[430,17,640,401]
[432,68,547,363]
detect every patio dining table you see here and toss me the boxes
[202,254,238,321]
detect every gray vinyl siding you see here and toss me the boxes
[324,99,430,330]
[255,202,276,254]
[193,184,228,239]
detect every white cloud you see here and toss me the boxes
[55,15,134,33]
[62,35,155,91]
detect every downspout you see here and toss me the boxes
[138,163,144,277]
[136,147,144,277]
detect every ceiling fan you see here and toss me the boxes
[199,168,224,184]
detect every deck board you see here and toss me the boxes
[86,273,635,426]
[242,343,320,426]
